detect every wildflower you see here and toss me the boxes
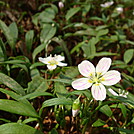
[72,97,81,117]
[58,1,64,9]
[100,1,114,8]
[39,55,67,70]
[115,7,123,13]
[72,57,121,101]
[108,88,128,98]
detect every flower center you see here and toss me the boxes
[48,60,58,66]
[88,73,105,84]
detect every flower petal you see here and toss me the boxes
[96,57,111,76]
[91,83,106,101]
[108,88,118,96]
[72,78,92,90]
[101,70,121,86]
[78,60,95,77]
[47,64,57,70]
[57,61,67,67]
[39,56,52,64]
[54,55,65,61]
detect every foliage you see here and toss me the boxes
[0,0,134,133]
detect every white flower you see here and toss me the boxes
[58,2,64,9]
[100,1,114,8]
[39,55,67,70]
[72,57,121,101]
[116,7,123,13]
[108,88,128,98]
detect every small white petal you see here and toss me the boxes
[72,78,92,90]
[72,109,79,117]
[78,60,95,77]
[39,56,53,64]
[47,64,57,70]
[108,88,118,96]
[101,70,121,86]
[96,57,112,75]
[57,61,67,67]
[91,83,106,101]
[54,55,65,61]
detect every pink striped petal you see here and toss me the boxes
[72,78,92,90]
[96,57,111,75]
[78,60,95,77]
[101,70,121,86]
[91,83,106,101]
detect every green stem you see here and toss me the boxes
[38,118,43,132]
[82,120,88,134]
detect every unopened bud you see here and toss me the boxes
[72,97,81,117]
[58,2,64,9]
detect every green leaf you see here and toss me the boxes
[40,24,56,44]
[9,22,18,43]
[1,59,26,64]
[0,99,39,118]
[96,29,109,37]
[65,7,81,21]
[0,20,15,50]
[26,75,48,93]
[82,37,98,59]
[92,119,106,127]
[0,88,21,101]
[0,73,25,95]
[0,44,4,61]
[25,30,34,53]
[123,49,134,64]
[54,82,68,98]
[32,43,48,62]
[118,128,134,134]
[52,37,72,65]
[41,98,72,108]
[49,79,72,84]
[67,90,91,99]
[64,67,79,78]
[0,123,43,134]
[39,98,73,116]
[118,103,127,118]
[19,91,54,100]
[0,38,7,60]
[22,117,38,124]
[39,8,56,23]
[91,52,117,57]
[99,104,112,117]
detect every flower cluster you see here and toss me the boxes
[72,57,121,101]
[39,55,67,70]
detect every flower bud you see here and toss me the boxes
[58,2,64,9]
[72,97,81,117]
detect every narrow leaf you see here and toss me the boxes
[25,30,34,53]
[66,7,81,21]
[0,73,25,95]
[0,123,43,134]
[0,99,39,118]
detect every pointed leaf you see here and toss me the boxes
[0,73,25,95]
[25,30,34,53]
[66,7,81,21]
[0,20,15,50]
[0,123,43,134]
[0,99,39,118]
